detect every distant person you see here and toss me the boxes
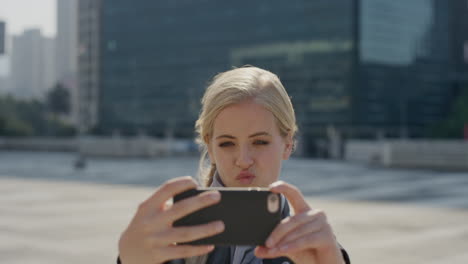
[117,66,350,264]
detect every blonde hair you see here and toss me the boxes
[195,66,298,186]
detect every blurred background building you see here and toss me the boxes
[56,0,78,124]
[451,0,468,86]
[10,28,55,100]
[0,20,5,54]
[0,1,78,126]
[78,0,100,133]
[0,20,6,94]
[76,0,468,155]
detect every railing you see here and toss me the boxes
[0,137,77,152]
[0,136,197,157]
[345,140,468,170]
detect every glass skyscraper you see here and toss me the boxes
[357,0,454,137]
[79,0,467,154]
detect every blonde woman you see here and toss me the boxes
[118,66,350,264]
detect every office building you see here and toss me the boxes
[10,29,55,99]
[78,0,468,154]
[56,0,78,124]
[0,21,5,54]
[0,21,9,94]
[450,0,468,83]
[77,0,101,132]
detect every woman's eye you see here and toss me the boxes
[219,142,234,147]
[254,140,269,145]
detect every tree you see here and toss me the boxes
[430,86,468,138]
[0,97,35,137]
[47,83,70,115]
[0,94,76,137]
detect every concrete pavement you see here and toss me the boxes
[1,176,467,264]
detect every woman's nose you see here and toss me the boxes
[235,146,254,168]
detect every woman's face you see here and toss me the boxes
[208,100,293,187]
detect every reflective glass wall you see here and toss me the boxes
[98,0,354,137]
[93,0,460,152]
[357,0,452,137]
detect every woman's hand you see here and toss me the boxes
[254,181,344,264]
[118,176,224,264]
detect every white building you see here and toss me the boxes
[10,29,56,100]
[56,0,78,124]
[0,21,5,54]
[0,21,9,95]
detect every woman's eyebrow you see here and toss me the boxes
[215,134,235,139]
[215,132,270,139]
[249,132,271,138]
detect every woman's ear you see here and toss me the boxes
[282,133,293,160]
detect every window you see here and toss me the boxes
[464,41,468,64]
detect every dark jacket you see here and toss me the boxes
[117,248,350,264]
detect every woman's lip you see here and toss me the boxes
[236,171,256,184]
[236,171,255,179]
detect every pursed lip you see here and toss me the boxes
[236,171,256,184]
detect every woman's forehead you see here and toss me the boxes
[212,101,279,136]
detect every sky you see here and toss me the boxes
[0,0,56,76]
[0,0,56,36]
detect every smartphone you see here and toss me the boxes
[173,187,282,246]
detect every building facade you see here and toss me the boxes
[356,0,454,138]
[449,0,468,84]
[78,0,468,154]
[10,29,55,100]
[0,21,5,54]
[56,0,79,124]
[85,0,355,138]
[0,21,9,94]
[78,0,101,132]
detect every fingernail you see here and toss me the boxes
[269,247,277,254]
[215,221,224,231]
[266,238,274,248]
[269,182,279,188]
[206,245,215,251]
[269,181,283,188]
[208,191,220,200]
[279,245,288,251]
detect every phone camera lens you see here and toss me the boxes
[267,194,279,213]
[269,194,278,202]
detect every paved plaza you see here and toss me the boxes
[1,176,467,264]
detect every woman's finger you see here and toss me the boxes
[269,181,310,214]
[158,244,215,262]
[276,217,326,247]
[162,190,221,224]
[274,229,329,254]
[257,231,326,259]
[265,209,325,248]
[157,220,225,244]
[139,176,198,215]
[254,246,284,259]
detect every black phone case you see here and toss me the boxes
[173,188,281,246]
